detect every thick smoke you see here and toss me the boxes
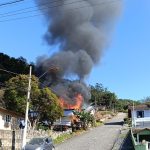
[36,0,121,103]
[50,79,91,105]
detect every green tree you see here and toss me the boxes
[4,75,63,127]
[0,53,35,83]
[90,83,105,105]
[4,75,39,113]
[0,89,5,107]
[100,92,117,109]
[74,111,95,130]
[115,99,140,112]
[90,83,117,109]
[32,88,63,125]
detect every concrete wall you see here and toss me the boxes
[0,129,71,150]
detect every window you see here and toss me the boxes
[5,115,11,123]
[137,111,144,118]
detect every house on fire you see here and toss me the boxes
[0,107,24,130]
[54,109,75,127]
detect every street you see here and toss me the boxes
[55,113,126,150]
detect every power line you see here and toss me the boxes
[0,0,25,7]
[0,0,121,18]
[0,0,63,16]
[0,0,86,18]
[0,0,121,23]
[0,0,81,16]
[0,68,19,75]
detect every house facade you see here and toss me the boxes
[128,105,150,128]
[129,104,150,150]
[54,109,74,127]
[0,107,24,130]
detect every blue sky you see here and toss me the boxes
[0,0,150,100]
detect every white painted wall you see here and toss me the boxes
[131,110,150,119]
[0,112,11,130]
[131,109,150,127]
[0,114,4,129]
[144,110,150,117]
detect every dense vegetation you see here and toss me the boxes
[0,53,35,84]
[0,52,141,126]
[90,83,140,112]
[4,74,63,127]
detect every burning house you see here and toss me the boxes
[35,0,122,110]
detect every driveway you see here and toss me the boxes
[55,113,126,150]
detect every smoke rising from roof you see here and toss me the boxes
[36,0,122,103]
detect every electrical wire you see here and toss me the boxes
[0,0,87,18]
[0,0,120,18]
[0,68,19,75]
[0,0,69,16]
[0,0,24,7]
[0,0,121,23]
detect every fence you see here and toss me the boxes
[0,130,22,150]
[130,129,148,150]
[0,129,71,150]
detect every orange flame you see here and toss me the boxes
[60,94,83,110]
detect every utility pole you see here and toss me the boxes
[133,102,135,127]
[95,96,97,110]
[22,65,32,149]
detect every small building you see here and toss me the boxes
[85,106,95,115]
[53,109,75,130]
[0,107,24,130]
[128,104,150,128]
[131,128,150,150]
[53,109,81,131]
[129,104,150,150]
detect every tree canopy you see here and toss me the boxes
[90,83,117,109]
[4,75,63,123]
[90,83,139,111]
[0,53,35,84]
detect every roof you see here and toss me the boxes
[128,104,150,111]
[132,128,150,134]
[0,107,24,118]
[64,110,74,116]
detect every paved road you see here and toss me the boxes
[55,113,126,150]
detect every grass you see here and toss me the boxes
[54,129,86,144]
[95,121,103,127]
[99,111,115,116]
[54,133,73,144]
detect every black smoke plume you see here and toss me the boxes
[36,0,122,104]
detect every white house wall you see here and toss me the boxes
[131,109,150,127]
[131,110,150,119]
[143,110,150,117]
[0,112,11,130]
[0,113,4,129]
